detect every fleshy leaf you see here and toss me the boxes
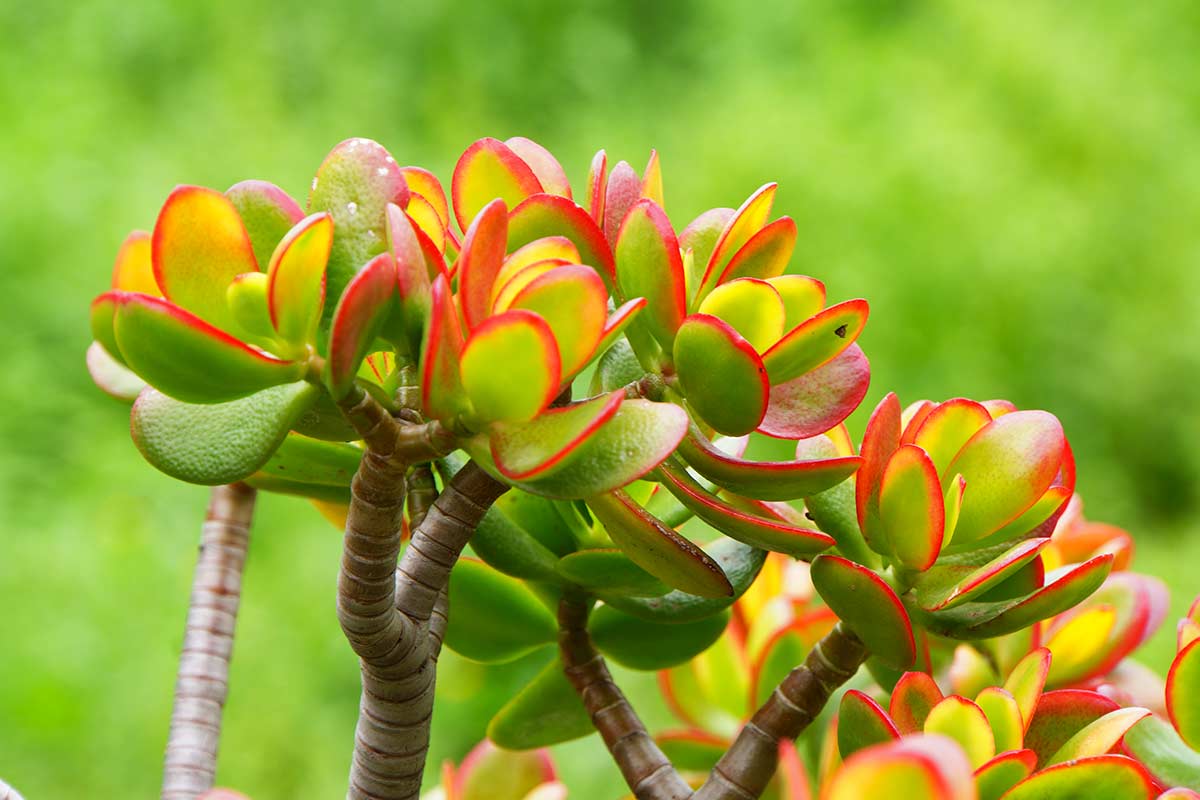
[680,208,735,299]
[656,462,835,558]
[823,734,976,800]
[586,149,607,222]
[488,656,595,749]
[131,382,318,485]
[838,689,900,759]
[758,344,871,440]
[597,539,766,623]
[999,755,1155,800]
[1168,638,1200,749]
[673,314,769,436]
[615,199,686,351]
[324,253,397,399]
[589,603,730,671]
[976,687,1024,753]
[452,137,542,231]
[697,277,785,354]
[769,275,826,329]
[458,199,510,330]
[460,310,560,424]
[1122,715,1200,793]
[110,230,160,295]
[421,274,466,422]
[86,341,145,401]
[1024,689,1119,768]
[1004,647,1052,733]
[308,138,409,320]
[810,554,916,669]
[975,750,1037,800]
[267,212,332,345]
[385,203,433,352]
[1047,707,1151,765]
[508,194,615,288]
[456,740,556,800]
[761,299,869,386]
[586,490,732,598]
[489,396,687,499]
[946,411,1066,543]
[226,180,305,271]
[878,444,945,571]
[911,398,993,479]
[556,549,668,597]
[226,272,276,341]
[256,433,362,487]
[676,424,860,501]
[152,185,257,330]
[699,183,777,301]
[443,559,557,663]
[923,696,995,769]
[913,538,1051,612]
[717,217,798,284]
[398,166,450,231]
[469,503,561,582]
[603,161,641,249]
[494,237,579,295]
[856,392,903,544]
[113,294,304,403]
[890,671,944,734]
[509,264,608,377]
[505,137,571,198]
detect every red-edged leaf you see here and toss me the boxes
[587,490,732,598]
[761,299,870,385]
[911,398,993,479]
[1000,755,1155,800]
[915,538,1051,612]
[267,212,332,345]
[1048,707,1151,765]
[491,391,623,480]
[505,136,571,198]
[588,298,646,366]
[698,183,777,301]
[676,424,861,501]
[878,444,945,570]
[947,410,1067,543]
[811,554,916,669]
[90,290,124,364]
[641,150,663,206]
[460,310,560,424]
[385,203,432,351]
[325,253,397,399]
[494,236,580,295]
[697,277,786,353]
[492,260,570,313]
[923,695,996,769]
[680,208,735,301]
[976,687,1024,753]
[657,462,835,558]
[458,198,510,330]
[769,275,827,330]
[890,671,944,734]
[225,179,305,271]
[615,199,687,351]
[152,185,257,330]
[974,750,1037,800]
[823,734,976,800]
[758,343,871,440]
[717,216,798,284]
[404,191,447,254]
[966,555,1114,639]
[673,314,769,436]
[508,193,616,288]
[856,392,902,542]
[398,166,450,230]
[420,274,465,422]
[1168,637,1200,749]
[307,138,410,317]
[1024,689,1120,767]
[508,264,608,378]
[110,230,161,295]
[113,294,304,403]
[603,160,642,249]
[227,271,275,341]
[586,149,607,223]
[839,689,900,759]
[452,137,542,231]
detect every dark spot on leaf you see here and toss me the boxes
[835,325,848,338]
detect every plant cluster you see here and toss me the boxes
[62,136,1200,800]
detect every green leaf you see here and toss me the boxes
[597,538,767,623]
[697,183,777,301]
[878,444,944,571]
[1123,715,1200,792]
[266,212,332,345]
[420,274,467,423]
[838,689,900,759]
[131,382,319,485]
[696,277,785,353]
[443,560,558,663]
[913,538,1050,612]
[113,294,306,403]
[308,138,409,323]
[656,462,835,558]
[460,310,560,424]
[856,392,902,550]
[1169,638,1200,749]
[946,411,1066,543]
[385,203,433,354]
[1000,756,1155,800]
[1024,689,1119,768]
[324,252,397,399]
[587,490,732,599]
[256,433,361,486]
[976,687,1024,753]
[469,503,562,582]
[1004,647,1051,733]
[676,424,861,502]
[923,696,995,769]
[508,264,609,377]
[810,554,915,669]
[717,217,797,284]
[456,741,557,800]
[1048,707,1151,766]
[488,398,689,499]
[656,732,727,774]
[557,549,668,597]
[974,751,1036,800]
[889,671,944,734]
[673,314,768,436]
[590,337,646,395]
[457,198,509,329]
[452,138,542,231]
[488,655,595,749]
[226,179,305,272]
[588,603,731,670]
[615,199,686,351]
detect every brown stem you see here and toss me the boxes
[692,623,866,800]
[0,778,25,800]
[558,597,693,800]
[162,483,256,800]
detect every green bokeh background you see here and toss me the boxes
[2,0,1198,796]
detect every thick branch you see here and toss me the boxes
[559,597,692,800]
[162,483,256,800]
[692,622,867,800]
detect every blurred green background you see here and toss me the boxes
[2,0,1199,796]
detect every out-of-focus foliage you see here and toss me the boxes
[2,0,1199,797]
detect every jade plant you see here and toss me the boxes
[60,134,1198,800]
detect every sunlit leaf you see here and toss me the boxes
[508,194,615,288]
[226,179,305,271]
[674,314,769,436]
[615,199,687,351]
[266,212,332,345]
[878,444,944,570]
[461,310,559,424]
